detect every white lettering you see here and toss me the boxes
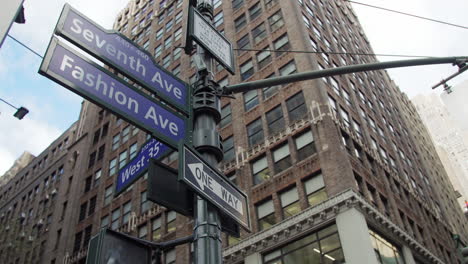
[70,18,83,34]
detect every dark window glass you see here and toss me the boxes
[234,13,247,31]
[286,92,308,122]
[223,136,235,161]
[243,89,258,111]
[266,105,284,135]
[249,2,262,20]
[247,118,264,146]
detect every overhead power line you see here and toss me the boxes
[7,34,43,59]
[234,47,433,58]
[345,0,468,30]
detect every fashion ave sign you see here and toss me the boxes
[55,4,190,114]
[39,39,187,149]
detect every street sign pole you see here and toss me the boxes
[190,1,223,263]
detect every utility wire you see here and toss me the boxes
[234,47,433,59]
[0,98,19,110]
[7,34,43,59]
[345,0,468,30]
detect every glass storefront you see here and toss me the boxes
[369,230,405,264]
[263,224,345,264]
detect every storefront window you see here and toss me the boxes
[263,224,345,264]
[369,230,405,264]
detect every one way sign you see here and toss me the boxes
[179,145,250,231]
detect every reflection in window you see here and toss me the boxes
[247,118,264,146]
[369,230,404,264]
[256,199,276,231]
[252,155,270,185]
[264,224,345,263]
[280,187,300,218]
[272,144,291,173]
[304,174,327,207]
[294,130,316,160]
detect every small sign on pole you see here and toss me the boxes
[179,144,250,231]
[186,6,235,74]
[116,138,170,195]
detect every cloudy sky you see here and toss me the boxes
[0,0,467,176]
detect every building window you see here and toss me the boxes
[232,0,244,10]
[164,37,172,49]
[119,151,128,169]
[152,217,162,240]
[88,196,97,216]
[280,187,300,218]
[280,60,297,76]
[129,143,138,160]
[234,13,247,31]
[256,48,272,69]
[175,11,183,24]
[112,134,120,150]
[252,155,270,185]
[213,0,222,8]
[252,23,267,44]
[266,105,284,136]
[109,158,117,176]
[249,2,262,20]
[141,191,150,213]
[272,143,291,173]
[369,230,404,264]
[84,176,92,193]
[256,199,275,231]
[240,60,254,80]
[111,209,120,230]
[156,28,164,40]
[287,92,307,122]
[304,174,327,206]
[294,130,316,160]
[236,34,250,54]
[88,151,96,168]
[174,27,182,41]
[243,89,258,111]
[273,34,290,56]
[214,12,224,27]
[263,73,279,99]
[122,201,132,225]
[339,108,350,128]
[263,224,345,263]
[247,118,264,146]
[268,10,284,32]
[100,182,111,205]
[220,104,232,127]
[223,136,235,162]
[165,249,176,264]
[138,224,148,239]
[79,202,87,221]
[302,14,311,28]
[100,215,109,228]
[166,211,176,233]
[154,45,162,58]
[162,54,171,68]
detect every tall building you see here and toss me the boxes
[0,0,467,263]
[412,93,468,211]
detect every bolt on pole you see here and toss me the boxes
[191,0,223,263]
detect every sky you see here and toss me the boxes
[0,0,467,176]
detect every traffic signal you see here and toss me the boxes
[86,229,151,264]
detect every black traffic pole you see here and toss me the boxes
[223,56,468,94]
[191,0,224,263]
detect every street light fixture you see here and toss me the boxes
[0,97,29,120]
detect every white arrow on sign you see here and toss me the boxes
[188,163,243,214]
